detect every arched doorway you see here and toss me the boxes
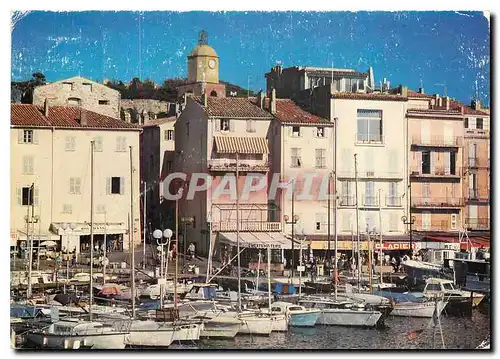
[210,90,218,97]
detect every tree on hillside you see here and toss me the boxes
[11,72,47,103]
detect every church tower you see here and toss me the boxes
[177,30,226,99]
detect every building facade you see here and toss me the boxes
[121,99,177,125]
[11,104,141,254]
[140,117,177,230]
[32,76,121,118]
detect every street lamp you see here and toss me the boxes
[401,215,416,258]
[25,213,39,299]
[180,216,195,269]
[61,223,76,292]
[153,228,172,308]
[283,214,299,278]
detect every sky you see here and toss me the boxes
[11,11,490,105]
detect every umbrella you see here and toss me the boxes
[98,283,122,296]
[40,240,57,247]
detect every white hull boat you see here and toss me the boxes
[390,301,447,318]
[317,309,382,327]
[124,320,175,347]
[25,320,127,349]
[269,313,288,332]
[197,316,241,338]
[238,313,273,335]
[172,323,202,342]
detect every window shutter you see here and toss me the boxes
[324,127,329,138]
[76,178,81,193]
[34,187,39,205]
[214,119,220,132]
[120,177,125,194]
[17,188,22,205]
[116,137,120,151]
[430,152,435,174]
[33,130,38,144]
[288,126,293,137]
[106,177,111,194]
[229,120,235,132]
[443,152,451,175]
[18,130,23,143]
[22,156,28,174]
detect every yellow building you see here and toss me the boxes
[11,103,142,254]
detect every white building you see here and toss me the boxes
[11,103,141,254]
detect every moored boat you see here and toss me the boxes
[390,300,447,318]
[271,301,320,327]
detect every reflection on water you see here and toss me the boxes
[198,311,490,350]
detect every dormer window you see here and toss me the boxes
[221,119,231,131]
[316,127,325,138]
[62,82,74,91]
[82,83,93,92]
[292,126,301,137]
[99,100,109,105]
[67,97,81,106]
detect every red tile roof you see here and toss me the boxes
[11,104,139,130]
[142,116,176,128]
[192,96,273,119]
[407,89,434,98]
[331,92,407,102]
[450,100,489,116]
[273,99,330,125]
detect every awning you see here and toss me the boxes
[50,222,127,236]
[214,136,269,154]
[309,240,419,251]
[218,232,296,249]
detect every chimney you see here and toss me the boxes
[258,90,265,109]
[124,110,131,123]
[435,94,441,108]
[400,85,408,97]
[418,87,425,94]
[44,98,50,117]
[443,96,450,110]
[79,108,88,126]
[471,99,481,111]
[270,88,276,115]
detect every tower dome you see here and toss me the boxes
[187,30,220,84]
[188,44,218,58]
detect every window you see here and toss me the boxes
[387,182,398,206]
[341,181,355,206]
[98,100,109,105]
[62,82,73,91]
[315,149,326,168]
[62,204,72,214]
[450,151,456,175]
[357,109,382,143]
[21,186,34,206]
[246,120,256,133]
[221,119,231,131]
[451,214,457,230]
[290,148,302,168]
[22,129,33,143]
[94,136,103,152]
[22,156,34,174]
[67,97,81,106]
[69,177,82,194]
[166,161,173,172]
[476,118,483,130]
[316,127,325,138]
[291,126,301,137]
[364,181,375,206]
[422,212,431,230]
[422,183,430,199]
[342,212,353,231]
[389,213,398,231]
[421,151,430,174]
[426,283,441,291]
[315,214,326,232]
[82,83,93,92]
[65,136,76,151]
[464,118,469,128]
[108,177,124,195]
[116,136,127,152]
[165,129,174,141]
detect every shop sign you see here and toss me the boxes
[309,241,418,251]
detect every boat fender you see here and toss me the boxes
[43,337,48,347]
[73,340,81,350]
[64,339,70,349]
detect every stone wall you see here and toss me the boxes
[120,99,176,124]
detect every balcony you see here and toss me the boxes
[411,197,462,208]
[361,195,379,207]
[355,134,384,145]
[467,157,489,169]
[337,170,403,180]
[411,135,461,148]
[465,218,490,230]
[208,158,269,172]
[410,166,461,179]
[466,188,490,202]
[211,221,282,232]
[339,195,356,207]
[414,220,450,232]
[386,196,403,207]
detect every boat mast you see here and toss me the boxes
[143,181,147,270]
[129,146,136,319]
[333,117,338,301]
[267,245,272,311]
[236,152,242,311]
[174,196,179,309]
[103,209,107,285]
[26,182,35,299]
[334,172,338,301]
[378,189,383,283]
[354,153,360,292]
[89,141,95,321]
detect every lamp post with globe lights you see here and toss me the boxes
[153,228,172,308]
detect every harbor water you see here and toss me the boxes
[185,310,490,350]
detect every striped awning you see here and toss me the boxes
[214,136,269,154]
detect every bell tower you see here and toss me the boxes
[187,30,219,84]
